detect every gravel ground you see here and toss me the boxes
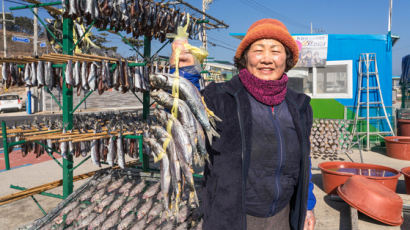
[0,147,409,230]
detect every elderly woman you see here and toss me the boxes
[201,19,316,230]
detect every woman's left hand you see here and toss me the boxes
[304,210,316,230]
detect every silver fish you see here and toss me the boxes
[95,193,116,213]
[30,62,37,86]
[79,186,97,201]
[90,187,106,203]
[107,177,125,193]
[65,60,73,86]
[107,133,115,166]
[151,89,200,162]
[78,202,97,219]
[81,61,89,90]
[117,129,125,169]
[136,198,153,220]
[159,141,171,211]
[150,73,221,141]
[60,128,67,159]
[68,0,77,17]
[54,201,79,224]
[146,202,164,224]
[64,205,81,225]
[118,213,136,230]
[88,62,97,90]
[142,182,160,200]
[120,196,140,218]
[46,62,54,90]
[37,61,45,88]
[24,63,31,86]
[154,109,192,166]
[160,222,174,230]
[129,216,147,230]
[129,180,146,197]
[101,211,120,230]
[107,195,127,215]
[113,66,119,90]
[1,63,6,83]
[77,212,97,229]
[90,138,100,167]
[134,66,142,91]
[118,181,134,194]
[73,61,80,86]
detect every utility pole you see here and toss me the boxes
[310,22,313,34]
[202,0,208,50]
[33,8,38,56]
[2,0,6,57]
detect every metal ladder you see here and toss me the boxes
[351,53,395,151]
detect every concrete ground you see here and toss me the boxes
[0,146,409,229]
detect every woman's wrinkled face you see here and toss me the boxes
[245,39,287,81]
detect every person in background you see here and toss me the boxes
[201,18,316,230]
[169,38,203,90]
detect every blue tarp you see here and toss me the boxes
[400,55,410,85]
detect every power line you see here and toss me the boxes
[239,0,312,32]
[207,35,236,49]
[208,41,236,52]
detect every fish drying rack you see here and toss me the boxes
[25,167,202,230]
[0,0,225,217]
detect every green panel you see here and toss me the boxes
[310,99,345,119]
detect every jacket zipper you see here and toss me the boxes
[234,92,247,230]
[269,105,284,216]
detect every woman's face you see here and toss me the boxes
[245,39,287,81]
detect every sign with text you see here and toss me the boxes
[39,42,46,47]
[12,36,30,43]
[293,35,328,68]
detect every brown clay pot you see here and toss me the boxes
[401,166,410,194]
[318,161,400,194]
[384,136,410,160]
[337,175,403,226]
[398,119,410,136]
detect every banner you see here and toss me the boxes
[293,35,328,68]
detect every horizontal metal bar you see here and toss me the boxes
[358,102,382,105]
[10,185,64,199]
[123,135,143,140]
[360,87,379,90]
[52,64,65,68]
[357,116,387,120]
[356,131,392,135]
[9,1,60,10]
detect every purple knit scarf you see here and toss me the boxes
[238,68,288,106]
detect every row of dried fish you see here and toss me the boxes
[310,119,354,161]
[63,0,204,42]
[41,173,202,230]
[1,61,151,95]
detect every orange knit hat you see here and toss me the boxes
[235,19,299,68]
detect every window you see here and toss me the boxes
[287,60,353,98]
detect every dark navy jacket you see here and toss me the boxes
[201,75,313,230]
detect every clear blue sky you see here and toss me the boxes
[4,0,410,76]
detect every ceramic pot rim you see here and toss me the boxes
[337,185,403,226]
[401,166,410,178]
[318,161,400,179]
[384,136,410,143]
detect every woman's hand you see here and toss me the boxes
[304,210,316,230]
